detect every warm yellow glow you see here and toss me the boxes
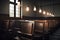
[43,11,46,14]
[26,7,29,12]
[47,12,50,15]
[33,6,36,11]
[39,9,42,13]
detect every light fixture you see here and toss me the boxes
[33,6,36,11]
[26,7,29,12]
[47,12,50,15]
[43,11,46,15]
[39,9,42,13]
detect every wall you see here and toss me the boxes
[0,0,9,14]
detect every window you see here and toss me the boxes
[9,0,14,17]
[16,0,18,3]
[9,0,20,18]
[16,1,20,17]
[9,4,14,17]
[10,0,14,2]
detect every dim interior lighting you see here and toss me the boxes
[43,11,46,14]
[33,6,36,11]
[39,9,42,13]
[26,7,29,12]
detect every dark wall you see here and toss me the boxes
[0,0,9,19]
[0,0,9,14]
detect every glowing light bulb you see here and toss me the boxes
[33,6,36,11]
[43,11,46,14]
[26,7,29,12]
[39,9,42,13]
[47,12,50,15]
